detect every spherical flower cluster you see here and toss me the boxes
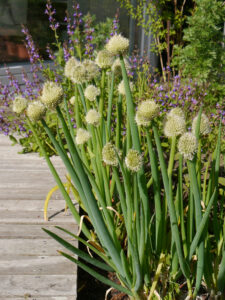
[69,96,76,105]
[84,85,100,102]
[27,101,46,122]
[75,128,91,145]
[41,81,63,109]
[135,100,159,126]
[95,50,114,69]
[125,149,143,172]
[167,107,185,119]
[164,114,186,137]
[178,132,198,160]
[192,113,211,136]
[106,34,129,55]
[85,109,101,126]
[83,59,99,81]
[70,63,87,84]
[118,80,134,95]
[112,58,130,75]
[64,56,79,79]
[102,142,118,166]
[12,96,27,114]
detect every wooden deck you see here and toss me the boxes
[0,134,78,299]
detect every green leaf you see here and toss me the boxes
[59,251,133,296]
[43,228,113,272]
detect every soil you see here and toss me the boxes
[77,267,129,300]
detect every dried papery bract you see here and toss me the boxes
[106,34,129,56]
[41,81,63,109]
[125,149,143,172]
[102,142,118,167]
[95,50,114,69]
[178,132,198,160]
[27,101,46,122]
[84,85,100,102]
[85,109,101,127]
[12,96,27,114]
[192,113,211,136]
[75,128,91,145]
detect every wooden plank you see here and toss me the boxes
[0,224,78,239]
[0,188,64,200]
[0,210,77,224]
[0,200,68,211]
[0,256,76,275]
[0,275,77,297]
[0,297,75,300]
[0,239,77,256]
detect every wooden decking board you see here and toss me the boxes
[0,134,77,299]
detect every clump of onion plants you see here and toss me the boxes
[14,33,225,300]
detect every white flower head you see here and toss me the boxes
[64,56,79,79]
[178,132,198,160]
[167,107,185,119]
[125,149,143,172]
[83,59,99,81]
[75,128,91,145]
[41,81,63,109]
[84,85,100,102]
[12,95,27,114]
[27,101,46,122]
[135,100,159,126]
[95,50,114,69]
[69,96,76,105]
[192,113,211,136]
[118,80,134,95]
[70,63,87,84]
[102,142,118,166]
[164,115,186,137]
[112,57,131,76]
[106,34,129,55]
[85,109,101,126]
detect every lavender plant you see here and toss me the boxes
[12,30,225,299]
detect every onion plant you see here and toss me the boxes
[13,34,225,299]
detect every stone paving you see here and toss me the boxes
[0,134,78,299]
